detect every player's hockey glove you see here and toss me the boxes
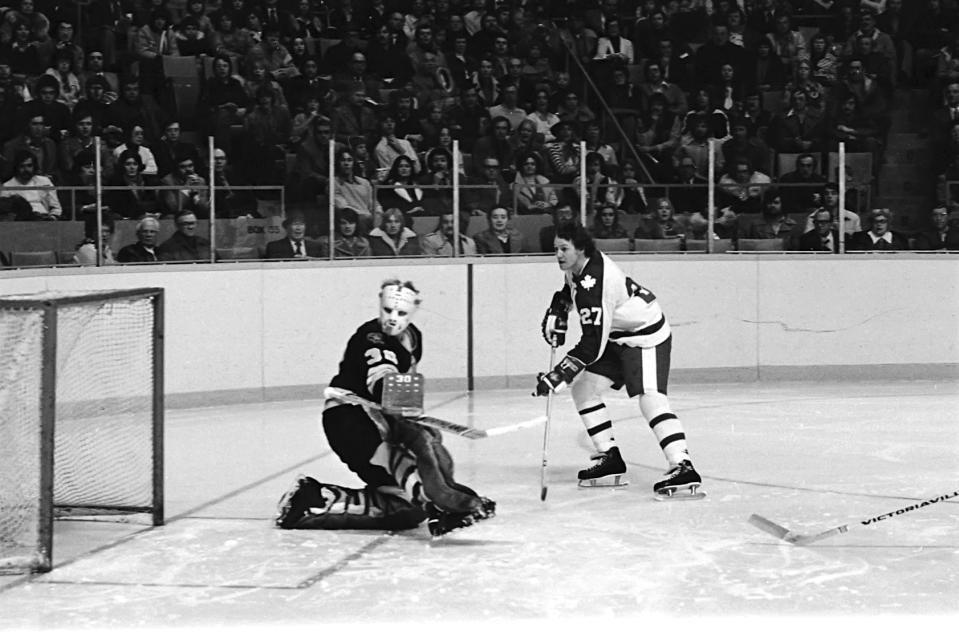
[541,290,572,347]
[534,356,586,396]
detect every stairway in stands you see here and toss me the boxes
[874,88,936,233]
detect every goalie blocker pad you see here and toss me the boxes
[381,372,425,416]
[290,482,427,531]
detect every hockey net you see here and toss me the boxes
[0,289,164,574]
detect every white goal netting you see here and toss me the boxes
[0,289,162,573]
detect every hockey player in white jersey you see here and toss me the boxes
[534,221,704,499]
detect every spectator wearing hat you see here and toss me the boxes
[117,216,162,263]
[157,210,213,262]
[159,154,210,218]
[106,148,159,219]
[265,210,323,259]
[317,207,372,257]
[3,112,58,178]
[1,150,61,219]
[374,112,420,176]
[544,118,581,182]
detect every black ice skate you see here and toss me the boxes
[426,497,496,538]
[577,446,628,487]
[653,460,705,501]
[275,475,323,528]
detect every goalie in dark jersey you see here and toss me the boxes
[535,221,705,499]
[275,279,495,536]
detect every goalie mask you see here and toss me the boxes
[379,280,421,336]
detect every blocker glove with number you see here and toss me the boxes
[534,356,586,396]
[541,290,572,346]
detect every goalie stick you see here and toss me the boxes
[748,489,959,546]
[323,387,545,440]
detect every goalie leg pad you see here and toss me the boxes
[292,482,427,531]
[391,417,483,514]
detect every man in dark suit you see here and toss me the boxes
[847,209,910,250]
[798,208,845,252]
[117,216,161,263]
[913,205,959,250]
[265,211,323,259]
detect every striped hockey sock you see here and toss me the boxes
[578,401,616,453]
[649,412,689,466]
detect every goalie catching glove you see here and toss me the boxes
[534,355,586,396]
[541,289,572,346]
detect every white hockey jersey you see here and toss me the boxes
[563,251,671,365]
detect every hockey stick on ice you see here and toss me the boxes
[748,490,959,545]
[323,387,545,440]
[539,345,557,502]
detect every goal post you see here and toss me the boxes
[0,288,164,574]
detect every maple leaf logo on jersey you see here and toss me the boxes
[580,274,597,291]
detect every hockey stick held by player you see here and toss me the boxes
[276,279,496,537]
[533,221,705,499]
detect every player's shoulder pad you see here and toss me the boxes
[575,255,604,293]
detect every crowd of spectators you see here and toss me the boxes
[1,0,958,264]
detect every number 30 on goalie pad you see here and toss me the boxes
[382,372,424,416]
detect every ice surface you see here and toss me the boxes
[1,380,956,640]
